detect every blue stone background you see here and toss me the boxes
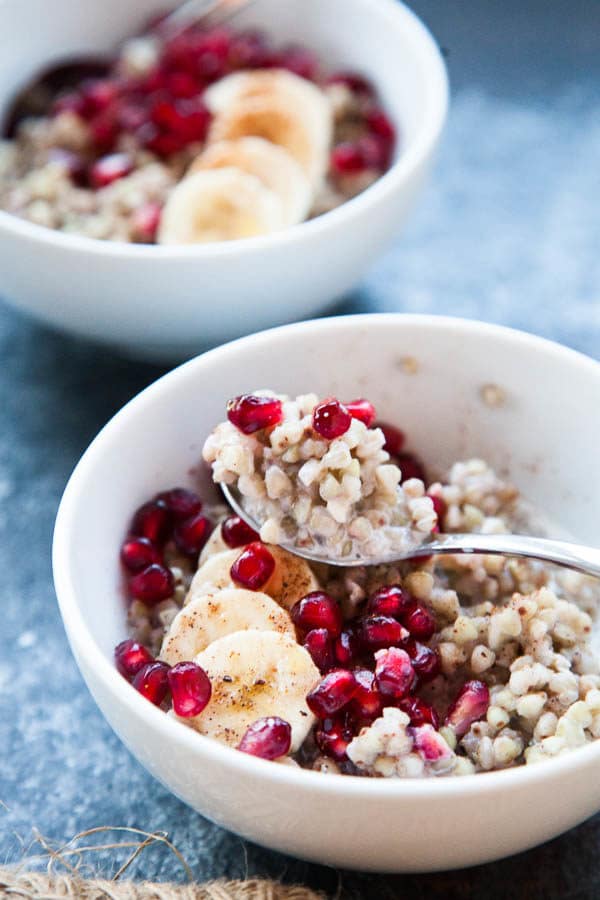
[1,0,599,895]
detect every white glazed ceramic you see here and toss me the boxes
[53,314,600,872]
[0,0,447,362]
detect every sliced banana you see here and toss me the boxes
[185,629,319,750]
[198,522,229,565]
[187,545,320,611]
[189,137,312,227]
[206,69,333,189]
[157,167,284,245]
[160,587,295,665]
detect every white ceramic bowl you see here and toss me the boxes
[53,314,600,872]
[0,0,447,362]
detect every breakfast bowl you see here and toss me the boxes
[53,313,600,872]
[0,0,447,362]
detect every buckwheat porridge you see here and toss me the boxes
[114,392,600,777]
[0,18,396,244]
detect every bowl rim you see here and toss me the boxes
[53,313,600,800]
[0,0,448,259]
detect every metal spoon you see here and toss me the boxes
[160,0,258,31]
[221,484,600,577]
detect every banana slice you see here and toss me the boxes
[189,137,312,227]
[198,522,229,565]
[187,545,320,611]
[206,69,333,189]
[185,629,319,750]
[157,167,284,245]
[160,587,295,665]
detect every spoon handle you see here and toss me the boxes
[420,533,600,578]
[162,0,256,30]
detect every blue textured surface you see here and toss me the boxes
[1,1,600,895]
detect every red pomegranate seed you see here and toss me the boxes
[276,44,318,80]
[132,201,162,241]
[174,513,211,557]
[366,107,396,143]
[229,29,271,69]
[230,542,275,590]
[306,669,358,718]
[131,499,171,545]
[445,680,490,737]
[89,152,133,188]
[345,398,376,427]
[411,724,452,762]
[334,627,360,668]
[330,141,370,176]
[168,661,212,717]
[132,661,170,705]
[397,452,426,484]
[378,422,405,456]
[221,515,259,548]
[374,647,414,699]
[303,628,335,673]
[227,394,283,434]
[82,78,119,113]
[355,134,390,170]
[403,604,436,641]
[399,695,439,729]
[359,615,408,651]
[156,488,202,526]
[238,716,292,759]
[114,639,154,680]
[166,71,201,98]
[367,584,415,618]
[405,640,440,683]
[129,563,174,606]
[151,96,211,142]
[428,494,447,532]
[120,536,162,573]
[142,125,185,157]
[312,398,352,439]
[315,713,355,761]
[351,669,383,720]
[291,591,343,637]
[52,91,88,118]
[326,71,376,98]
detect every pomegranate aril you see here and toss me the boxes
[129,563,174,606]
[114,639,154,680]
[168,661,211,717]
[351,669,383,720]
[326,71,376,98]
[121,536,162,573]
[330,141,369,176]
[359,615,408,651]
[397,452,426,484]
[230,542,275,590]
[229,29,271,69]
[238,716,292,759]
[375,647,414,699]
[132,661,170,705]
[303,628,335,673]
[174,513,211,557]
[445,680,490,737]
[306,669,358,718]
[356,134,389,171]
[367,584,415,619]
[405,640,440,683]
[151,96,211,142]
[82,78,120,113]
[221,515,259,548]
[345,398,376,428]
[131,498,171,545]
[157,487,202,521]
[399,695,439,729]
[291,591,343,637]
[315,714,354,761]
[132,201,162,241]
[335,627,360,668]
[312,398,352,439]
[227,394,283,434]
[276,44,318,80]
[366,107,396,143]
[378,422,405,456]
[52,91,88,118]
[411,724,452,762]
[89,113,119,152]
[428,494,447,532]
[89,152,133,188]
[403,604,436,641]
[166,71,201,98]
